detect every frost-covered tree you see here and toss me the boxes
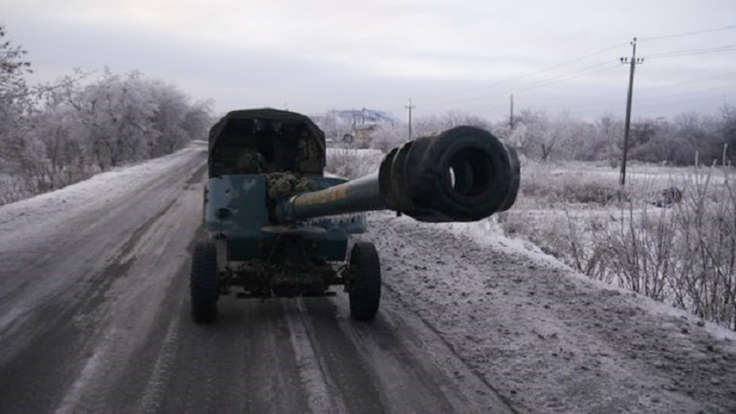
[1,63,212,202]
[625,113,723,166]
[0,25,34,171]
[371,123,405,152]
[49,69,212,172]
[181,99,214,143]
[148,80,190,156]
[591,114,623,163]
[513,110,560,161]
[411,111,490,138]
[62,70,156,169]
[0,25,32,114]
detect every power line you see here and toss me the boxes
[433,48,734,109]
[648,49,736,60]
[647,44,736,59]
[411,25,736,117]
[538,68,736,112]
[424,61,620,108]
[456,44,734,111]
[416,41,628,103]
[511,62,620,93]
[531,82,736,112]
[507,45,736,93]
[510,65,736,113]
[639,68,736,90]
[413,25,735,109]
[639,24,736,41]
[635,85,735,106]
[635,92,735,109]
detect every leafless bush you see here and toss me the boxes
[563,165,736,329]
[504,154,736,329]
[669,166,736,327]
[564,208,610,282]
[588,204,677,300]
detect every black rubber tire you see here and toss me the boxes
[378,125,520,221]
[190,242,218,324]
[348,242,381,321]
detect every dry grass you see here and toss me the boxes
[502,160,736,330]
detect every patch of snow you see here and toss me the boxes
[285,300,347,413]
[435,214,736,342]
[325,148,384,157]
[365,211,736,413]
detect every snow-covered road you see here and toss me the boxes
[0,141,733,413]
[0,142,508,413]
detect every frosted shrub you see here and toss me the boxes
[566,166,736,329]
[0,69,212,206]
[325,148,383,180]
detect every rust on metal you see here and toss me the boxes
[293,186,348,207]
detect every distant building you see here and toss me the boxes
[310,108,398,148]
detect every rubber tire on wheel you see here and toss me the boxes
[348,242,381,321]
[190,242,218,323]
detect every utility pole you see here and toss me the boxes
[405,98,415,139]
[619,37,644,187]
[509,94,515,129]
[351,108,357,138]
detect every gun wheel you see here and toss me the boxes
[348,242,381,321]
[190,242,219,323]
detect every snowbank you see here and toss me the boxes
[365,211,736,413]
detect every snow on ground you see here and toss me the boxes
[365,211,736,413]
[0,142,206,251]
[325,147,384,156]
[438,214,736,342]
[3,144,732,412]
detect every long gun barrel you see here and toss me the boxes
[275,126,520,223]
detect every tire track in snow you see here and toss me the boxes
[284,299,349,414]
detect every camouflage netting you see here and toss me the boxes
[266,172,315,201]
[208,108,326,177]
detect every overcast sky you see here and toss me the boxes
[2,0,735,121]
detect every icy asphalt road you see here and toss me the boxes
[1,142,735,413]
[0,143,512,414]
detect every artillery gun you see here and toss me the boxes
[192,108,520,323]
